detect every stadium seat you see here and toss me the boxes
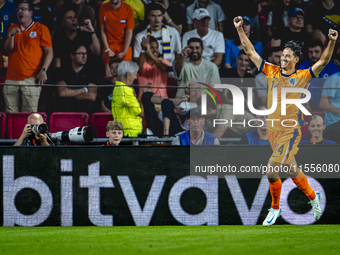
[0,112,6,139]
[49,112,89,133]
[7,112,47,139]
[90,112,113,138]
[167,77,178,98]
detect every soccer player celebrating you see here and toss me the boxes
[234,16,338,226]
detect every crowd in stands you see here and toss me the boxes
[0,0,340,144]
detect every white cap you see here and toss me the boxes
[193,8,210,20]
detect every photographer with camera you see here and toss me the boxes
[14,113,53,146]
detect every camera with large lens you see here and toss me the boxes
[31,123,48,134]
[28,123,48,140]
[50,126,93,143]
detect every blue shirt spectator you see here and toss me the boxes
[299,60,338,106]
[299,115,336,144]
[225,16,262,72]
[299,139,335,145]
[320,72,340,127]
[240,129,270,145]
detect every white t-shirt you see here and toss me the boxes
[134,25,181,65]
[175,58,221,98]
[182,29,225,62]
[186,0,226,31]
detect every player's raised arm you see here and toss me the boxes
[234,16,262,69]
[312,29,338,77]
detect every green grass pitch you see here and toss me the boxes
[0,225,339,255]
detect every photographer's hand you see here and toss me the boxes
[14,124,32,146]
[35,133,50,146]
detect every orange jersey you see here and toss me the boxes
[260,60,315,131]
[99,2,134,46]
[6,22,52,81]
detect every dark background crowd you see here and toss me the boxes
[0,0,340,144]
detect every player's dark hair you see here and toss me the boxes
[284,41,303,60]
[307,40,325,50]
[187,37,204,49]
[109,57,123,68]
[146,3,165,16]
[17,0,33,11]
[149,36,158,44]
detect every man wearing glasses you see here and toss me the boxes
[3,0,53,113]
[55,43,97,113]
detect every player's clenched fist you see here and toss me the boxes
[233,16,243,29]
[328,29,338,41]
[9,27,20,37]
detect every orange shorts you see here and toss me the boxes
[102,44,132,65]
[267,128,301,165]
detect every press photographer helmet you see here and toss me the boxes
[50,126,93,143]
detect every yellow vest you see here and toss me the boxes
[111,81,142,137]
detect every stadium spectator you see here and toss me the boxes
[175,37,220,98]
[240,106,270,145]
[300,115,336,145]
[55,44,97,113]
[106,120,124,146]
[142,91,186,137]
[203,95,254,138]
[299,40,338,111]
[53,9,100,69]
[3,0,53,113]
[0,0,16,69]
[32,0,54,32]
[14,113,52,146]
[137,36,169,101]
[305,0,340,42]
[271,7,309,63]
[225,16,263,73]
[163,0,185,35]
[255,47,282,105]
[186,0,225,33]
[98,57,123,112]
[266,0,295,38]
[134,3,181,76]
[112,61,142,137]
[172,108,219,145]
[319,52,340,128]
[149,0,183,34]
[182,8,224,67]
[59,0,96,29]
[100,0,134,76]
[102,0,144,32]
[221,50,261,109]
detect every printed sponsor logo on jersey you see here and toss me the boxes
[29,31,37,38]
[3,15,9,21]
[120,20,126,24]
